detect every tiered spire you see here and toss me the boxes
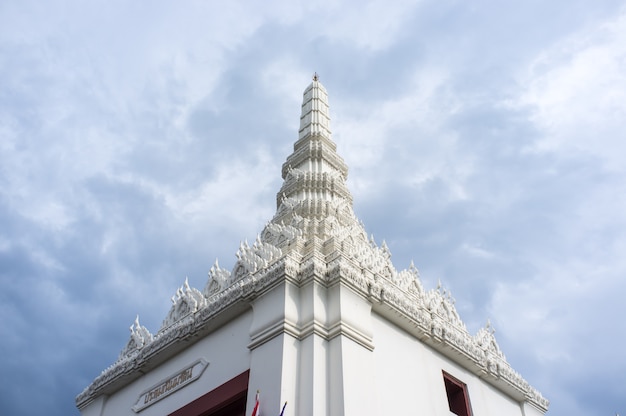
[276,75,352,214]
[298,73,332,141]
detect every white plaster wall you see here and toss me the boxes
[80,396,107,416]
[326,284,376,415]
[297,280,329,416]
[371,312,525,416]
[247,281,300,416]
[94,310,253,416]
[523,402,547,416]
[247,333,299,416]
[82,287,542,416]
[297,333,328,416]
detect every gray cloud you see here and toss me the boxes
[1,1,625,415]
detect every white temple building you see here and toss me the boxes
[76,76,549,416]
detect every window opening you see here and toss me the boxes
[443,371,472,416]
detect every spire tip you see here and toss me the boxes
[313,72,319,81]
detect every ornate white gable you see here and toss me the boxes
[76,77,548,412]
[161,278,207,331]
[118,316,153,360]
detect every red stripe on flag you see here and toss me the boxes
[251,391,260,416]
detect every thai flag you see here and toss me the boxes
[251,391,260,416]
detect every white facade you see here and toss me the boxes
[77,77,549,416]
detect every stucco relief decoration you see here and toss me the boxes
[333,221,364,250]
[203,259,231,297]
[283,166,304,188]
[261,220,302,248]
[376,240,394,279]
[233,240,259,278]
[118,316,153,360]
[427,282,465,330]
[475,320,506,360]
[161,278,207,330]
[394,261,424,295]
[253,235,282,264]
[275,194,299,218]
[475,320,508,375]
[232,237,283,280]
[350,235,379,270]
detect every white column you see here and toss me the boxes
[247,281,299,416]
[327,283,377,416]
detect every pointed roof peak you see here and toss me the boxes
[275,78,352,213]
[299,76,331,140]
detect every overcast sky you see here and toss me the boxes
[1,1,625,415]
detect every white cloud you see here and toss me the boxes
[164,148,279,236]
[489,244,626,380]
[315,0,423,50]
[2,1,626,415]
[333,66,469,200]
[519,8,626,171]
[459,242,495,260]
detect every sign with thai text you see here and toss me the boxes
[132,358,209,412]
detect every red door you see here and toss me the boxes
[169,371,249,416]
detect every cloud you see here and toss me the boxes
[1,1,626,415]
[519,7,626,170]
[478,8,626,416]
[314,0,423,51]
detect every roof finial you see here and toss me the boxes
[313,72,319,81]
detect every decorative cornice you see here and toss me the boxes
[247,318,301,350]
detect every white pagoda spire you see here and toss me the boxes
[298,72,332,140]
[276,74,352,214]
